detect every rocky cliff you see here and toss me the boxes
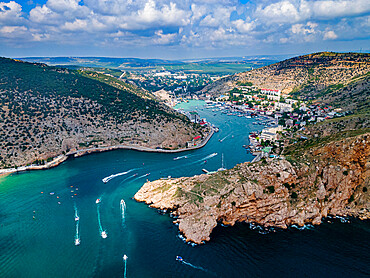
[134,132,369,244]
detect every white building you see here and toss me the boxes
[275,102,293,112]
[261,88,281,101]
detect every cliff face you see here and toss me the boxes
[134,133,369,244]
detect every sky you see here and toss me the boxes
[0,0,369,59]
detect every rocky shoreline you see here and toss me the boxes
[134,133,369,244]
[0,128,214,177]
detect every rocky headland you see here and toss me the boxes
[135,132,369,244]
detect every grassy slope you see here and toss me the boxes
[78,70,156,100]
[0,57,184,122]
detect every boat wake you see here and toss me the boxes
[123,255,128,278]
[176,256,214,275]
[120,199,126,225]
[102,169,135,183]
[75,219,80,245]
[173,155,188,160]
[74,204,79,221]
[96,198,107,239]
[130,173,150,183]
[74,204,80,245]
[219,134,232,142]
[198,153,218,163]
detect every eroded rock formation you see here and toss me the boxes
[135,133,369,244]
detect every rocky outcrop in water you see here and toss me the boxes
[134,133,370,244]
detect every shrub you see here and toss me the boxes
[283,183,291,189]
[343,170,348,176]
[291,191,298,199]
[348,194,354,203]
[267,186,275,193]
[363,187,367,192]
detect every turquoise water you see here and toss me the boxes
[0,100,369,277]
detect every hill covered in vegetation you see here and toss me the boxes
[204,52,369,113]
[0,58,204,169]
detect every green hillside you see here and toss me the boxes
[0,58,202,169]
[0,57,183,122]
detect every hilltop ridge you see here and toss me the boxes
[203,52,369,112]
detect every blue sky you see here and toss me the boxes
[0,0,369,59]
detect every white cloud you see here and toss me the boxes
[233,19,255,33]
[153,29,177,44]
[255,0,370,24]
[255,1,310,23]
[0,1,24,25]
[291,22,317,34]
[47,0,81,12]
[311,0,370,19]
[0,0,369,54]
[133,0,190,28]
[29,5,57,24]
[63,19,88,31]
[323,30,338,39]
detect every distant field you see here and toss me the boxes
[154,62,267,75]
[18,57,278,75]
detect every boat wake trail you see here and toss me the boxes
[173,155,189,160]
[123,255,128,278]
[197,153,218,163]
[177,257,215,275]
[130,173,150,183]
[74,204,80,245]
[102,169,135,183]
[120,199,126,225]
[96,199,107,238]
[75,219,80,245]
[219,134,231,142]
[182,261,207,271]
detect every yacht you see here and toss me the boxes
[123,254,128,261]
[75,215,79,221]
[75,238,80,246]
[176,256,183,262]
[96,198,101,204]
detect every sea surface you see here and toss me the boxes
[0,100,369,278]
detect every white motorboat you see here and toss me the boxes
[101,231,107,238]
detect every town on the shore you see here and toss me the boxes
[168,81,352,162]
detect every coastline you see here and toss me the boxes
[0,128,214,177]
